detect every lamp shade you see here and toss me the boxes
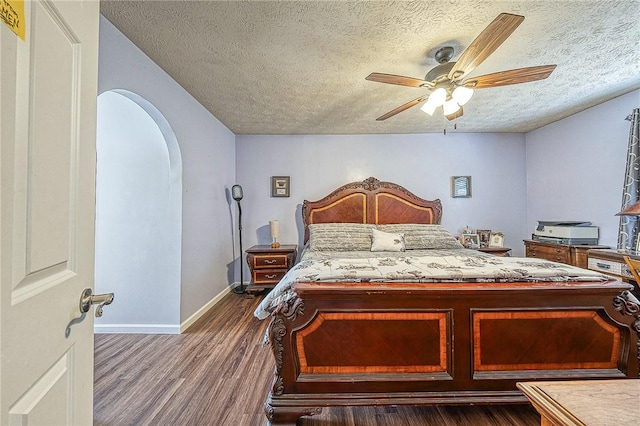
[443,98,461,116]
[616,200,640,215]
[427,88,447,107]
[452,86,474,106]
[420,100,437,116]
[269,220,280,238]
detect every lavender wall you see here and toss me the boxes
[98,12,639,324]
[99,16,237,325]
[526,90,640,248]
[236,133,529,259]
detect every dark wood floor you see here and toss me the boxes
[94,292,540,425]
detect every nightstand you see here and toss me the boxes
[245,244,297,295]
[477,247,511,257]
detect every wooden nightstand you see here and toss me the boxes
[477,247,511,257]
[245,244,297,295]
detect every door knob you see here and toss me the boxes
[79,288,114,317]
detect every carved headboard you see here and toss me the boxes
[302,177,442,243]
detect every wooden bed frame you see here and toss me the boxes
[263,177,640,425]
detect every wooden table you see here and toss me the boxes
[517,380,640,426]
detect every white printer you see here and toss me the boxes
[532,221,599,245]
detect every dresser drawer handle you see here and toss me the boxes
[596,262,611,270]
[265,274,278,279]
[264,259,277,264]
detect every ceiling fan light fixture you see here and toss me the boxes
[420,101,437,116]
[427,88,447,108]
[443,98,461,116]
[366,13,556,122]
[452,86,474,106]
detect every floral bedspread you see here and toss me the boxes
[253,248,609,320]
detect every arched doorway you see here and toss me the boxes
[95,90,182,333]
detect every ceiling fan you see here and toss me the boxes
[366,13,557,121]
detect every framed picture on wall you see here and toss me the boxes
[451,176,472,198]
[271,176,290,197]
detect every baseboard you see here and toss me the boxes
[179,284,234,333]
[94,324,181,334]
[94,285,235,335]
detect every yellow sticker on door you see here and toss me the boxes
[1,0,25,41]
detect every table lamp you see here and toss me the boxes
[270,220,280,248]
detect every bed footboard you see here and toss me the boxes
[263,282,640,425]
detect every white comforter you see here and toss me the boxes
[253,248,609,320]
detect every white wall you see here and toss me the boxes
[236,133,529,257]
[98,16,237,325]
[526,90,640,248]
[95,91,181,332]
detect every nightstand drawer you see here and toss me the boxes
[588,257,623,275]
[253,269,288,284]
[253,254,289,269]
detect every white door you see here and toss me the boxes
[1,1,100,425]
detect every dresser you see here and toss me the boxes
[245,244,297,295]
[523,240,609,269]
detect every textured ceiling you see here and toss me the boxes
[100,1,640,134]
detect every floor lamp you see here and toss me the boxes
[232,184,245,293]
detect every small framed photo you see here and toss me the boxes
[271,176,290,197]
[451,176,472,198]
[489,232,505,248]
[477,230,491,248]
[462,233,480,249]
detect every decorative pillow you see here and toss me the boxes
[370,228,405,252]
[377,224,463,250]
[307,223,375,251]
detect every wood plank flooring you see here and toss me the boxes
[94,292,540,425]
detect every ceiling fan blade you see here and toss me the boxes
[366,72,434,88]
[376,95,428,121]
[463,65,556,89]
[447,13,524,81]
[445,106,463,121]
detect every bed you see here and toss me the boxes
[256,177,640,425]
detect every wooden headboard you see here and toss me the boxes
[302,177,442,243]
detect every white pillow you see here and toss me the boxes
[371,228,405,252]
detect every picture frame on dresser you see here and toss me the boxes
[477,230,491,247]
[462,233,479,248]
[489,232,504,247]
